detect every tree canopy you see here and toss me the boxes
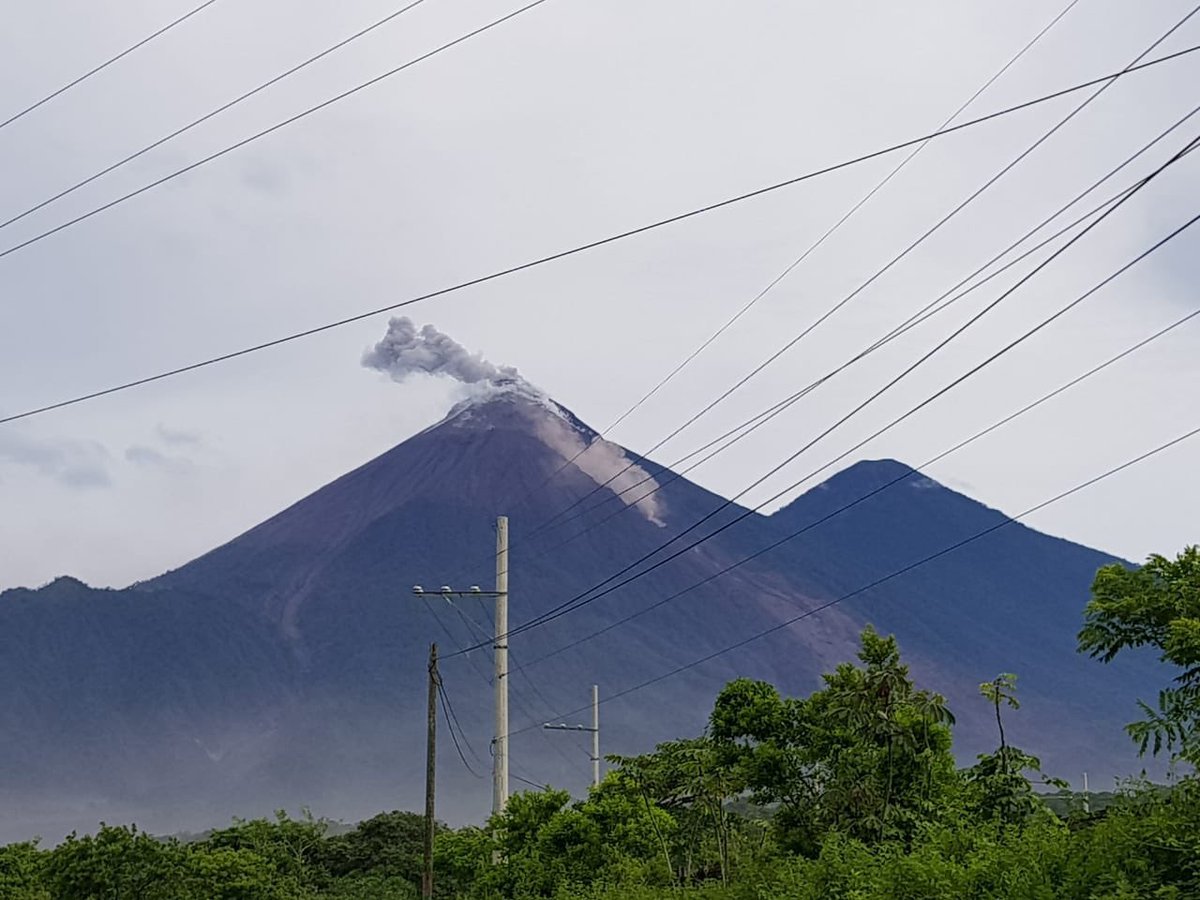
[1079,545,1200,765]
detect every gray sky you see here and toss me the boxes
[1,0,1198,592]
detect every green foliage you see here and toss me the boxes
[1079,545,1200,765]
[42,825,193,900]
[612,736,748,884]
[0,841,49,900]
[7,580,1200,900]
[319,809,427,884]
[1059,778,1200,898]
[967,673,1067,825]
[711,626,960,853]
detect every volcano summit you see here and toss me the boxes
[0,321,1161,843]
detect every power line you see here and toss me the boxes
[521,4,1200,541]
[603,0,1085,434]
[0,0,554,264]
[516,192,1123,555]
[437,681,484,778]
[509,417,1200,738]
[3,46,1197,429]
[0,0,222,133]
[498,185,1200,647]
[533,136,1174,553]
[449,142,1199,656]
[522,304,1200,669]
[447,598,555,721]
[501,185,1124,563]
[436,675,483,767]
[434,592,591,779]
[502,0,1084,513]
[523,154,1134,543]
[510,771,549,791]
[0,0,430,234]
[447,98,1200,580]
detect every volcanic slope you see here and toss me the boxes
[0,392,1159,840]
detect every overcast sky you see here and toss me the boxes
[1,0,1198,592]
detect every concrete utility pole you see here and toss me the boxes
[493,516,510,815]
[412,515,510,817]
[423,643,438,900]
[543,684,602,788]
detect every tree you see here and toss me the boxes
[43,825,190,900]
[1078,545,1200,765]
[319,810,428,885]
[610,737,739,883]
[979,674,1019,765]
[710,627,959,853]
[967,673,1065,824]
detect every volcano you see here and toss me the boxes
[0,389,1161,842]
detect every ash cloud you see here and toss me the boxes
[363,317,666,526]
[362,317,531,395]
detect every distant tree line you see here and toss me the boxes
[1,545,1197,899]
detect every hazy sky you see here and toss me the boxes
[1,0,1198,592]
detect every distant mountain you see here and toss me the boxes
[762,459,1153,772]
[0,392,1161,843]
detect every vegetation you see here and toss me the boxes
[3,546,1198,898]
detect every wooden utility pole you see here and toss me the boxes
[423,643,438,900]
[411,515,510,820]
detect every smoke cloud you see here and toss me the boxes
[362,317,529,392]
[364,317,667,527]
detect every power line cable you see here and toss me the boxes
[601,0,1084,434]
[497,171,1199,647]
[523,4,1200,539]
[504,0,1084,512]
[437,680,485,778]
[448,98,1200,580]
[542,131,1177,543]
[522,303,1200,668]
[511,771,550,791]
[0,0,553,263]
[3,46,1197,428]
[517,135,1160,547]
[0,0,222,133]
[438,593,590,778]
[508,417,1200,738]
[499,188,1125,565]
[423,593,491,683]
[434,672,484,767]
[449,138,1198,655]
[0,0,432,233]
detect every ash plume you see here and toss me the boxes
[363,317,667,526]
[362,317,530,393]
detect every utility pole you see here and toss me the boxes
[494,516,510,815]
[412,515,510,817]
[590,684,599,787]
[543,684,602,788]
[423,643,438,900]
